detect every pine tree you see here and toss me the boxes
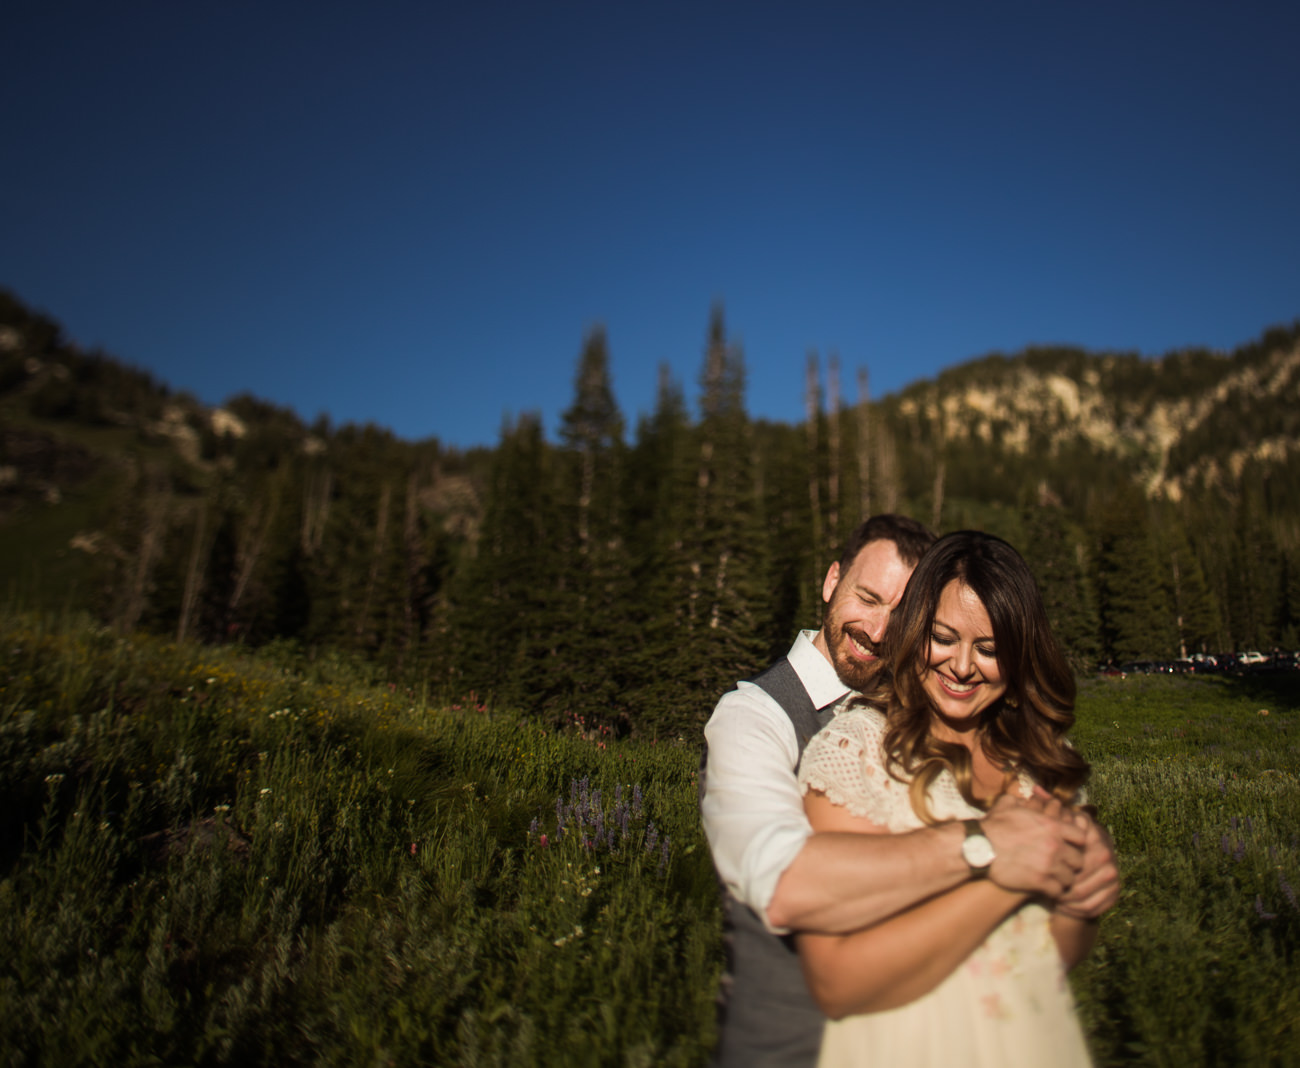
[443,413,560,708]
[1019,493,1101,669]
[1092,485,1178,660]
[539,327,632,728]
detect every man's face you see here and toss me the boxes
[816,539,915,690]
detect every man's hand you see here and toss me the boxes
[1054,813,1120,919]
[980,793,1085,898]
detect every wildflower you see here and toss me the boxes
[410,842,418,856]
[539,834,549,848]
[1255,895,1277,920]
[1280,873,1298,912]
[260,787,272,796]
[44,773,65,785]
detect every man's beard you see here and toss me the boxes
[824,606,885,692]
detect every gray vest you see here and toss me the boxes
[707,657,837,1068]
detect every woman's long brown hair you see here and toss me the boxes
[865,530,1090,824]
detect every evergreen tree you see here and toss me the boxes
[670,306,773,732]
[1092,485,1178,660]
[538,328,632,727]
[442,413,560,708]
[1019,495,1101,669]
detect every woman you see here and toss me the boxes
[796,530,1100,1067]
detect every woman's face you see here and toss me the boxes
[920,579,1007,737]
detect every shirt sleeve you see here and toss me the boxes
[797,709,897,825]
[701,681,810,933]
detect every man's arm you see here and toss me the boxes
[702,687,1086,936]
[796,793,1030,1017]
[768,791,1086,933]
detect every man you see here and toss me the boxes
[701,515,1119,1066]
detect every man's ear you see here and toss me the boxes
[821,561,841,605]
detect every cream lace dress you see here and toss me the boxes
[797,706,1092,1068]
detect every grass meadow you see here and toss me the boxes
[1,614,1297,1066]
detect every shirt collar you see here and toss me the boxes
[789,629,853,710]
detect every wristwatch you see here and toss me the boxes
[962,819,995,878]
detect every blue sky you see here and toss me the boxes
[4,1,1298,448]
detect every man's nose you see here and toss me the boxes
[865,608,889,643]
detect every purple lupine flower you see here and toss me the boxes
[1218,779,1227,795]
[1221,835,1232,855]
[659,836,671,873]
[1192,832,1200,848]
[1280,873,1298,912]
[645,821,659,852]
[1233,839,1246,862]
[632,784,643,817]
[529,817,539,836]
[1255,895,1277,920]
[619,802,630,841]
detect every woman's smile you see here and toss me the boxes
[921,580,1008,732]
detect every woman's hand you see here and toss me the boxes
[1054,812,1120,919]
[1048,809,1119,969]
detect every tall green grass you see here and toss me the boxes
[2,616,1297,1065]
[0,613,718,1065]
[1070,674,1300,1066]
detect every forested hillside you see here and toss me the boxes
[2,288,1298,736]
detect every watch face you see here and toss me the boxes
[962,833,995,869]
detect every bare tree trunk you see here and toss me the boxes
[577,447,593,557]
[229,485,280,623]
[827,352,841,547]
[301,467,332,557]
[931,458,946,532]
[403,469,426,656]
[806,351,823,570]
[356,482,392,646]
[177,502,209,643]
[931,400,946,531]
[876,424,899,514]
[711,549,730,630]
[119,482,170,634]
[689,437,713,625]
[856,367,871,519]
[1171,550,1187,658]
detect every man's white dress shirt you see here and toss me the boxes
[701,629,851,932]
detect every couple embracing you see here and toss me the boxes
[701,515,1120,1067]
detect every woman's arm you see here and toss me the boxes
[1049,912,1098,970]
[797,791,1030,1019]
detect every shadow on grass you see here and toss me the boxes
[1227,669,1300,713]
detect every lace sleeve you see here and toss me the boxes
[797,708,900,825]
